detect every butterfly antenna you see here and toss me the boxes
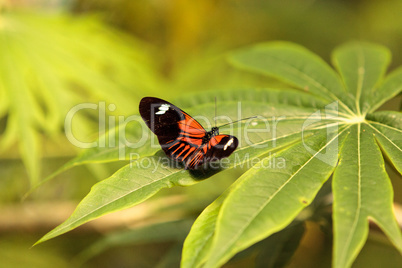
[214,96,217,127]
[217,116,258,128]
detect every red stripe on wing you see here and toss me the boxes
[176,114,206,146]
[186,145,209,169]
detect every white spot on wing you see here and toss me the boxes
[155,104,170,115]
[223,138,234,150]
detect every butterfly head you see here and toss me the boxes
[202,127,219,144]
[211,126,219,134]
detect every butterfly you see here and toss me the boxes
[139,97,246,169]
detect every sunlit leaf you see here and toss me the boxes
[365,67,402,113]
[366,112,402,177]
[332,42,390,115]
[203,128,347,268]
[35,41,402,268]
[52,87,328,167]
[181,177,238,268]
[36,87,327,190]
[0,10,159,185]
[229,41,356,115]
[332,124,402,268]
[35,98,325,245]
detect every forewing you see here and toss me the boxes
[139,97,183,140]
[139,97,206,162]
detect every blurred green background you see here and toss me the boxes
[0,0,401,267]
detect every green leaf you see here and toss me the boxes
[365,67,402,113]
[34,130,306,246]
[229,41,356,115]
[34,87,328,191]
[0,10,159,185]
[173,87,328,110]
[0,37,41,184]
[366,112,402,174]
[50,87,328,167]
[182,185,305,268]
[332,42,390,116]
[35,98,328,245]
[37,119,158,188]
[33,153,190,246]
[35,41,402,268]
[204,128,347,268]
[367,111,402,129]
[332,124,402,268]
[181,179,237,268]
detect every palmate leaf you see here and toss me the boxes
[332,124,402,268]
[53,87,328,166]
[182,42,401,268]
[366,111,402,173]
[35,95,331,245]
[32,87,328,192]
[187,127,348,268]
[228,41,356,115]
[0,10,159,185]
[35,42,402,268]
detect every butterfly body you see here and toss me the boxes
[203,127,219,144]
[139,97,238,169]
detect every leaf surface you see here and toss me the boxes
[332,124,402,268]
[0,11,159,184]
[36,100,323,244]
[332,42,390,115]
[204,128,347,268]
[366,112,402,174]
[229,42,355,114]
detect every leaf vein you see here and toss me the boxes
[366,123,402,152]
[355,47,364,116]
[338,123,362,265]
[366,120,402,134]
[266,54,354,115]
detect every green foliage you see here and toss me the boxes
[0,10,159,185]
[35,42,402,267]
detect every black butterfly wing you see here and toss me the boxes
[139,97,207,165]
